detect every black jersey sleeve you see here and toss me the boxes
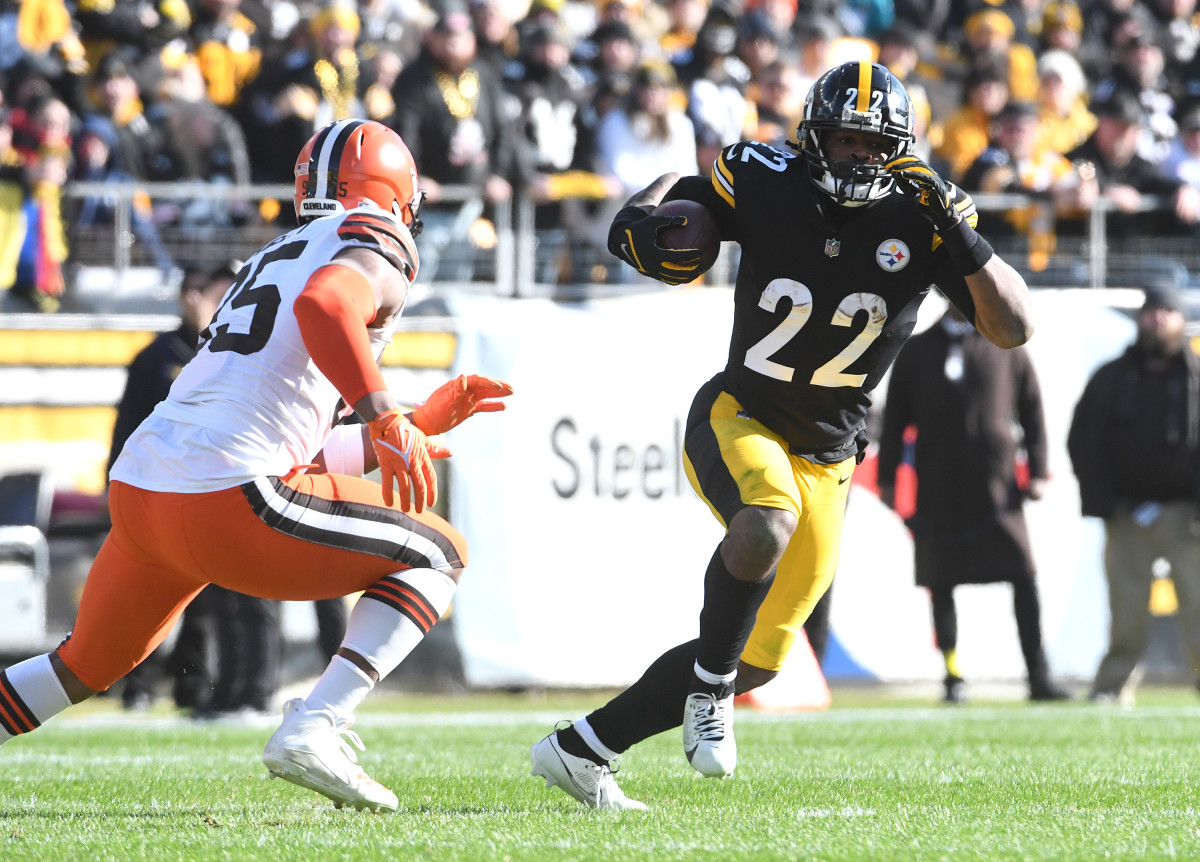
[662,141,802,244]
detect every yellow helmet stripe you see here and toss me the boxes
[856,62,871,112]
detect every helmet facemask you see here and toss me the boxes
[399,187,426,238]
[802,127,908,206]
[797,62,915,207]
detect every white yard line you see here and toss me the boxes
[39,703,1200,732]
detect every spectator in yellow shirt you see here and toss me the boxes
[1036,49,1096,157]
[961,100,1097,272]
[936,62,1009,182]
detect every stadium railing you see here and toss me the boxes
[58,182,1198,305]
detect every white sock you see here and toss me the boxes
[307,568,456,722]
[573,717,619,762]
[305,655,374,719]
[694,661,737,687]
[0,654,72,744]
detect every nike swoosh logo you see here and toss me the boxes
[838,475,851,485]
[620,243,632,262]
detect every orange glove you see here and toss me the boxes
[411,374,514,436]
[368,408,450,512]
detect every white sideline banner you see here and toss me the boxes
[445,288,1143,687]
[445,291,729,687]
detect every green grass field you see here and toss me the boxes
[2,686,1198,861]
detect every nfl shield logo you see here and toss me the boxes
[824,238,841,257]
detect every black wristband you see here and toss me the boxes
[939,218,994,276]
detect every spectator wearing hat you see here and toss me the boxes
[1035,49,1096,158]
[936,61,1011,183]
[1069,282,1200,705]
[507,21,588,176]
[595,0,666,47]
[673,4,752,147]
[1037,2,1102,84]
[578,20,642,122]
[388,2,518,280]
[358,0,435,65]
[236,0,366,184]
[1039,0,1084,53]
[869,26,942,164]
[390,3,516,204]
[505,18,619,280]
[74,0,184,81]
[1092,16,1177,165]
[1163,104,1200,190]
[659,0,709,59]
[190,0,263,109]
[69,112,175,276]
[1063,88,1200,240]
[791,14,842,95]
[875,21,958,131]
[1082,0,1158,71]
[472,0,522,78]
[958,7,1037,103]
[84,49,175,181]
[67,54,179,281]
[874,22,920,80]
[672,2,740,87]
[962,100,1097,274]
[736,11,784,92]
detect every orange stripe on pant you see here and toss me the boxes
[0,681,35,733]
[57,472,467,693]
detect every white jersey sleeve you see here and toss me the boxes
[110,204,413,493]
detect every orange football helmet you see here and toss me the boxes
[293,119,425,235]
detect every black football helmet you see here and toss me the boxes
[795,61,915,207]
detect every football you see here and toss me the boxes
[653,199,721,276]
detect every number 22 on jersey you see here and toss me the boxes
[744,278,887,388]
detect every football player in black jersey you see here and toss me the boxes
[530,61,1035,810]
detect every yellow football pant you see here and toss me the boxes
[683,388,853,672]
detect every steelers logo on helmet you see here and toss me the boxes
[795,61,915,207]
[876,238,911,272]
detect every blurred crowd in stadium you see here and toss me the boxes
[3,0,1200,308]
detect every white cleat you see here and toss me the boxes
[530,731,648,811]
[683,690,736,778]
[262,698,398,812]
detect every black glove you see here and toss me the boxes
[609,210,703,285]
[885,155,960,232]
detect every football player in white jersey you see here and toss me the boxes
[0,119,513,813]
